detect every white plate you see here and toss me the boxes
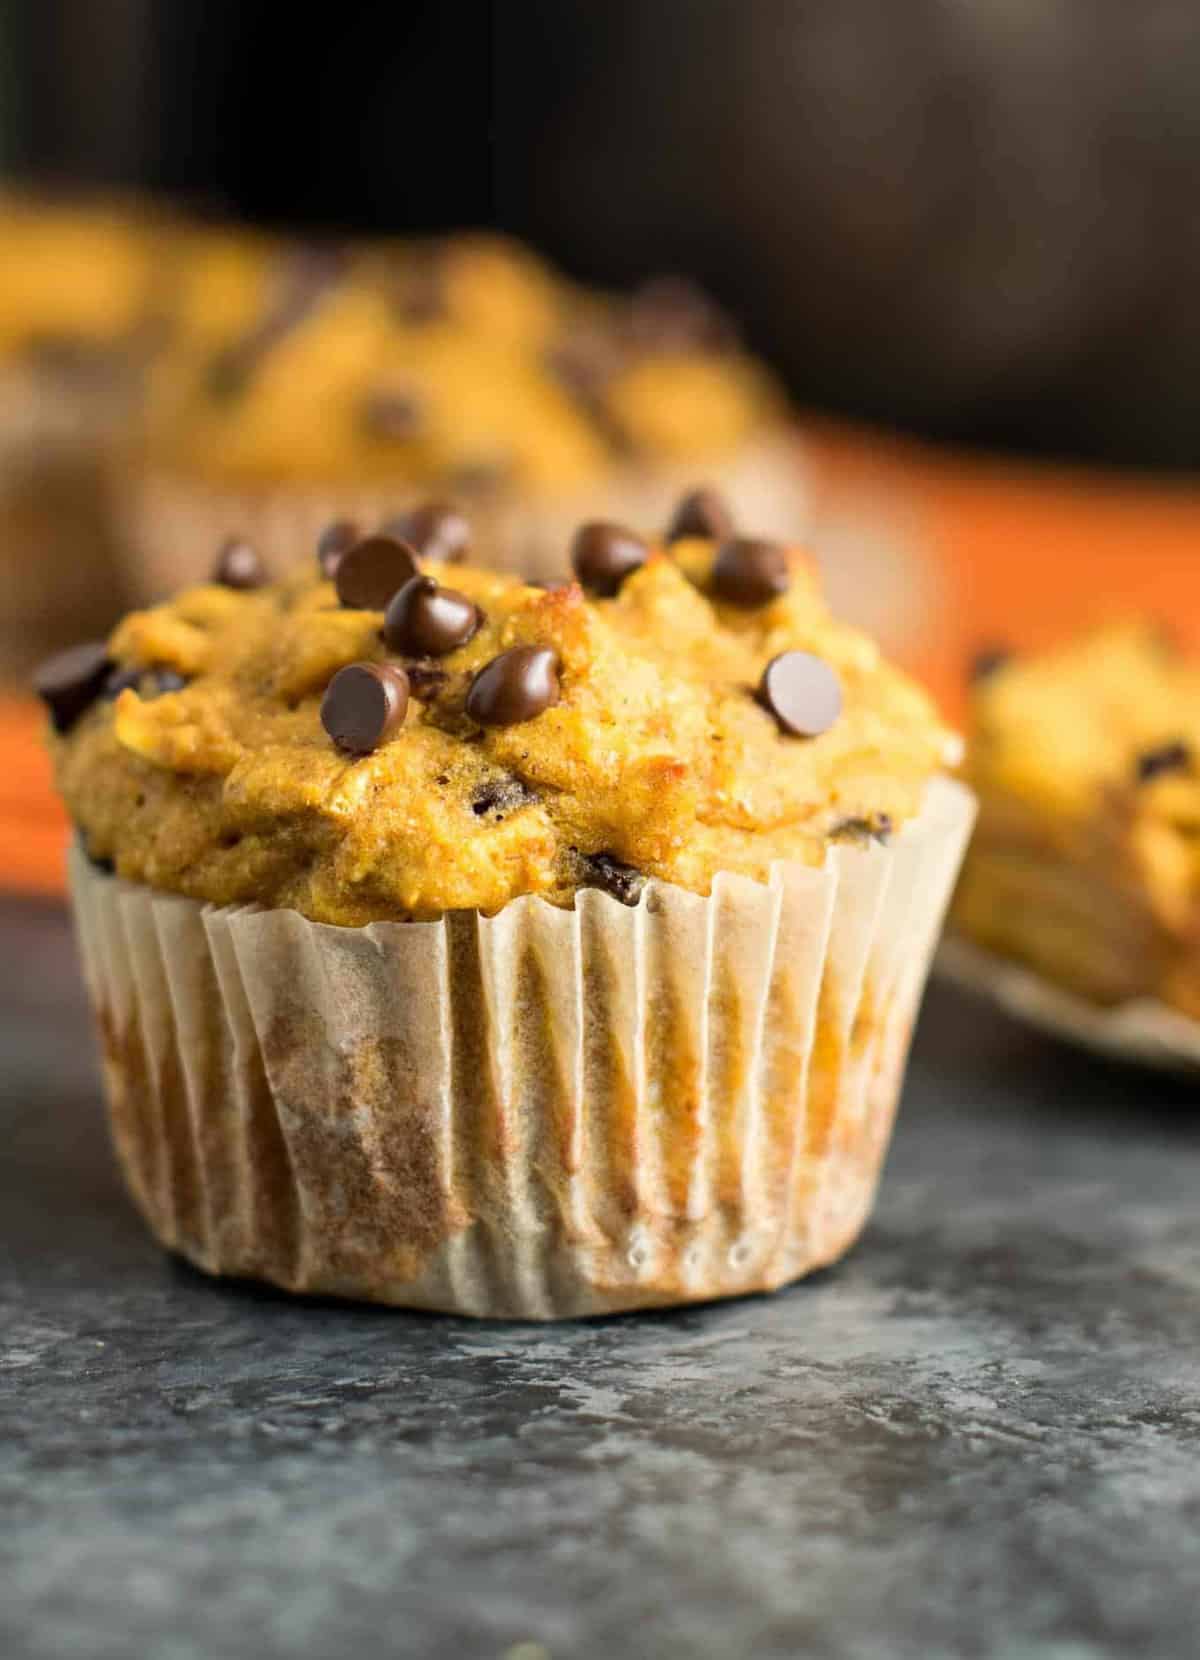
[937,935,1200,1074]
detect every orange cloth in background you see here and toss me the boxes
[6,417,1200,897]
[806,419,1200,723]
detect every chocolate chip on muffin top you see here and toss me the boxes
[43,519,952,926]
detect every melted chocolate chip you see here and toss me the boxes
[471,776,539,817]
[380,502,471,564]
[970,646,1013,683]
[665,486,735,545]
[317,519,361,580]
[213,537,264,590]
[361,388,424,440]
[466,646,560,727]
[570,521,648,597]
[320,662,410,755]
[547,327,624,400]
[404,663,449,702]
[579,852,647,907]
[33,642,112,734]
[24,334,113,381]
[383,575,481,657]
[449,458,508,497]
[204,341,257,402]
[832,814,893,846]
[711,539,789,608]
[1136,740,1193,783]
[758,651,842,738]
[394,246,447,324]
[83,838,116,876]
[335,535,420,610]
[625,275,735,353]
[205,244,347,402]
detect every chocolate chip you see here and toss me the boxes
[383,575,481,657]
[213,538,264,590]
[83,837,115,877]
[711,539,790,607]
[547,327,624,399]
[832,814,893,845]
[471,775,539,817]
[204,244,347,402]
[449,458,508,497]
[380,502,471,564]
[33,642,112,734]
[466,646,560,727]
[625,276,735,353]
[361,389,424,440]
[970,646,1012,683]
[204,341,256,402]
[758,651,842,738]
[579,852,646,907]
[24,334,112,380]
[1135,740,1192,783]
[570,521,648,597]
[394,246,447,324]
[317,519,361,580]
[665,486,734,544]
[320,663,410,755]
[102,665,141,701]
[335,535,420,610]
[404,663,449,702]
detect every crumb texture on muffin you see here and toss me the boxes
[955,622,1200,1013]
[50,522,950,925]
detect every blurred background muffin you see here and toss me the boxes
[0,194,157,675]
[123,223,805,595]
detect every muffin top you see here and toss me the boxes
[140,229,783,492]
[0,198,156,362]
[968,624,1200,822]
[45,502,951,925]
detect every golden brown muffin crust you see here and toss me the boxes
[50,524,950,925]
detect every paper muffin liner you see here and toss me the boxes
[116,427,811,601]
[938,934,1200,1074]
[68,777,973,1319]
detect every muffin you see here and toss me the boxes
[953,624,1200,1017]
[121,227,808,597]
[0,196,157,678]
[41,503,971,1317]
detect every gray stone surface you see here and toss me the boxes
[3,896,1200,1660]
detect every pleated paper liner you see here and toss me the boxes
[938,934,1200,1074]
[115,428,811,599]
[68,777,974,1319]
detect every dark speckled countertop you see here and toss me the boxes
[3,895,1200,1660]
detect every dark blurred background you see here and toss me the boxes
[9,0,1200,468]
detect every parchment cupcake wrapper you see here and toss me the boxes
[69,777,974,1319]
[116,428,811,599]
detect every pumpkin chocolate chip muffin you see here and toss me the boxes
[953,623,1200,1019]
[43,498,972,1318]
[122,227,807,598]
